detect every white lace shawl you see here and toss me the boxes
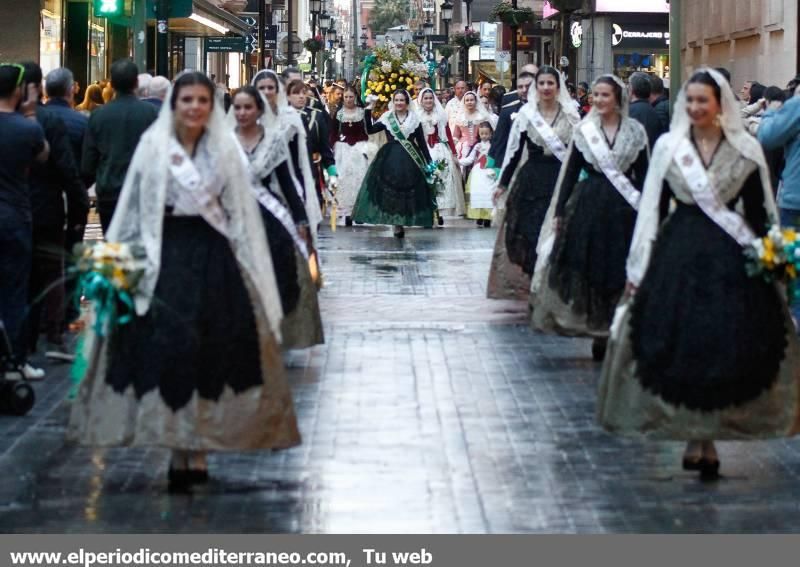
[378,108,421,139]
[626,67,777,286]
[253,69,322,245]
[336,106,365,123]
[106,86,284,340]
[416,87,449,145]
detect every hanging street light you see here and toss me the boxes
[319,10,331,30]
[423,17,434,38]
[440,0,453,38]
[413,30,426,48]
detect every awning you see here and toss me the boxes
[150,0,251,37]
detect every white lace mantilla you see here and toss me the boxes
[573,114,648,174]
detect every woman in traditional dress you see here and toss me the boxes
[231,86,324,349]
[598,69,800,478]
[490,66,581,302]
[253,69,322,246]
[330,85,377,226]
[416,87,466,223]
[68,72,300,491]
[531,74,649,361]
[454,91,494,226]
[352,90,435,238]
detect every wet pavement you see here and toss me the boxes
[4,219,800,533]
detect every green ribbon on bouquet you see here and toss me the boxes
[79,271,136,337]
[361,54,377,103]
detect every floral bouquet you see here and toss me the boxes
[361,40,434,118]
[426,159,448,195]
[69,242,147,397]
[744,225,800,299]
[72,242,147,337]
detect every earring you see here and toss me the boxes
[713,113,722,127]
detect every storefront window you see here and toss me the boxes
[613,50,669,81]
[89,11,108,84]
[40,0,64,75]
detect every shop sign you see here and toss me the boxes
[612,23,669,48]
[570,21,582,48]
[206,37,246,52]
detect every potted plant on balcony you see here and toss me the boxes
[304,35,325,53]
[490,2,534,26]
[450,29,481,50]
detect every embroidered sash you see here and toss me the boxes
[523,106,568,162]
[674,137,755,246]
[580,121,641,210]
[168,139,229,236]
[387,112,429,177]
[252,185,309,259]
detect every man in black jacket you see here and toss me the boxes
[21,62,89,362]
[488,71,535,171]
[648,74,670,133]
[45,67,90,330]
[628,72,664,149]
[82,59,158,232]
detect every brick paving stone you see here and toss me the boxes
[2,221,800,532]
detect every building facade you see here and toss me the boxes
[679,0,799,90]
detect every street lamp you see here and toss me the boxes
[413,30,425,48]
[440,0,453,38]
[319,10,331,30]
[310,0,322,15]
[423,17,434,38]
[326,25,337,44]
[360,30,368,49]
[463,0,473,27]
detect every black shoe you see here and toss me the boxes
[188,468,209,484]
[699,458,720,480]
[682,456,702,471]
[438,215,444,227]
[484,220,491,228]
[393,225,405,238]
[476,219,483,227]
[345,216,353,227]
[167,467,192,493]
[591,338,607,361]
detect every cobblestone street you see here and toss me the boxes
[3,221,800,533]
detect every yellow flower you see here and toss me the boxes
[785,228,797,242]
[391,72,398,78]
[406,77,413,84]
[788,264,797,279]
[365,89,372,95]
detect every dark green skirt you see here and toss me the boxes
[352,140,436,227]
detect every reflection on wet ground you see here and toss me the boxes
[2,220,800,533]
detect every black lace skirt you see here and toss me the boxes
[260,207,300,315]
[547,172,637,332]
[105,216,264,412]
[352,140,436,227]
[505,153,561,275]
[630,204,787,411]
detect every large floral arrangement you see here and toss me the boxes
[745,225,800,299]
[361,40,434,117]
[451,29,481,49]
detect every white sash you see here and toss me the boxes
[168,139,229,237]
[523,106,568,162]
[252,185,309,260]
[580,122,641,210]
[674,137,755,246]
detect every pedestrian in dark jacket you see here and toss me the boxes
[82,59,158,232]
[45,67,90,329]
[628,72,664,149]
[648,74,669,132]
[22,62,89,362]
